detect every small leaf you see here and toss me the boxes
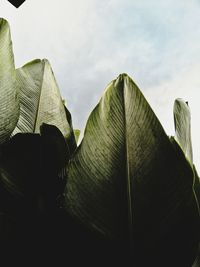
[174,98,193,164]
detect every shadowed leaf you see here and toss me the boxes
[0,125,71,262]
[0,124,69,215]
[63,105,77,154]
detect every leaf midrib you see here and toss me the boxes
[122,75,133,244]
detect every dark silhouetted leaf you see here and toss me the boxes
[0,124,69,214]
[63,105,77,154]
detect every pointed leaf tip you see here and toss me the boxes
[0,18,9,27]
[13,59,72,137]
[173,98,193,164]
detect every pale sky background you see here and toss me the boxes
[1,0,200,171]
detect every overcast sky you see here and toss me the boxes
[1,0,200,171]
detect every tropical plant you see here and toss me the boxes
[0,18,199,266]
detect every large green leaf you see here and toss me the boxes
[64,74,200,266]
[12,59,71,138]
[174,98,193,165]
[0,19,19,143]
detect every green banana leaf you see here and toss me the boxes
[0,19,19,144]
[64,74,200,266]
[174,98,193,165]
[12,59,71,138]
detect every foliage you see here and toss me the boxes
[0,18,199,266]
